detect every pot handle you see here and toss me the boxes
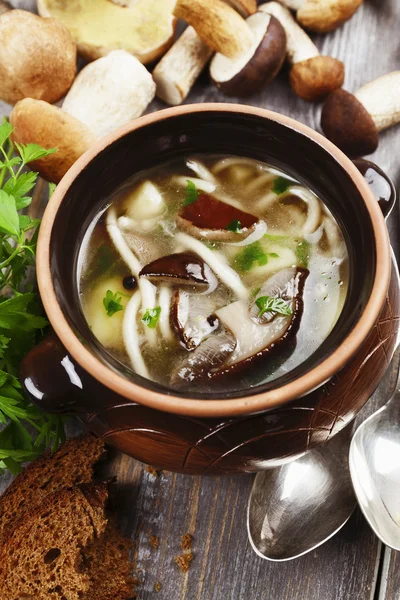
[353,159,396,219]
[21,334,88,415]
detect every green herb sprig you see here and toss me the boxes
[0,119,65,475]
[272,176,293,195]
[184,180,199,206]
[256,295,293,318]
[103,290,124,317]
[234,242,279,272]
[142,307,161,329]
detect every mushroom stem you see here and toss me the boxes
[321,71,400,157]
[174,0,253,59]
[279,0,363,33]
[152,26,213,106]
[259,2,344,101]
[62,50,156,139]
[354,71,400,132]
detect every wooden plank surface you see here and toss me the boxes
[0,0,399,599]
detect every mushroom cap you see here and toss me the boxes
[297,0,364,33]
[321,89,379,158]
[62,50,156,139]
[139,253,216,290]
[10,99,96,183]
[0,10,76,105]
[289,55,344,101]
[37,0,176,64]
[210,13,287,97]
[223,0,257,16]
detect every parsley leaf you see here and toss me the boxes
[256,295,293,318]
[103,290,124,317]
[234,242,279,272]
[226,219,242,232]
[184,180,199,206]
[14,142,57,165]
[0,190,19,236]
[272,176,293,195]
[4,171,38,209]
[142,307,161,329]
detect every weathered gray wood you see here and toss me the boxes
[0,0,399,598]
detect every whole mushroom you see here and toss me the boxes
[259,2,344,101]
[9,51,156,181]
[279,0,363,33]
[0,10,76,105]
[37,0,176,64]
[321,71,400,157]
[209,10,287,97]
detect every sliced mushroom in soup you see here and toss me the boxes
[78,154,349,394]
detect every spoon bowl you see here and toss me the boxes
[248,426,356,561]
[349,366,400,551]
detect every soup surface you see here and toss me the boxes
[78,155,349,393]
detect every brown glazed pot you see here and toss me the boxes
[21,104,400,474]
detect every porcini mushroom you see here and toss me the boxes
[62,50,156,139]
[321,71,400,157]
[222,0,257,16]
[152,27,213,106]
[10,99,96,183]
[209,11,287,97]
[259,2,344,101]
[0,10,76,105]
[37,0,176,64]
[174,0,254,59]
[279,0,363,33]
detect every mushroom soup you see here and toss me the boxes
[78,155,349,393]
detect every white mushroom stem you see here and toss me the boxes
[173,176,216,194]
[62,50,156,139]
[285,186,322,234]
[158,286,174,342]
[259,2,318,64]
[280,0,304,9]
[123,292,149,379]
[174,0,253,59]
[354,71,400,131]
[152,26,213,106]
[186,159,217,184]
[176,232,249,300]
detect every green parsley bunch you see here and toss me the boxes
[0,119,65,476]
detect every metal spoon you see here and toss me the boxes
[349,360,400,551]
[247,425,356,561]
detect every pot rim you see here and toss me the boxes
[36,103,391,418]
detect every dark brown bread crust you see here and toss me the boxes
[0,435,105,541]
[0,483,108,600]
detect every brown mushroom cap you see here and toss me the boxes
[37,0,176,64]
[210,13,287,97]
[321,89,379,157]
[10,99,96,183]
[223,0,257,16]
[0,10,76,105]
[139,253,217,290]
[289,55,344,101]
[297,0,364,33]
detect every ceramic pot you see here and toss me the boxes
[21,105,400,474]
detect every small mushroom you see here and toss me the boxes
[171,290,219,350]
[10,99,96,183]
[37,0,177,64]
[259,2,344,101]
[209,11,287,97]
[174,0,254,59]
[170,326,237,387]
[214,267,308,375]
[0,10,76,105]
[178,193,259,241]
[321,72,400,157]
[139,253,218,291]
[62,50,156,139]
[152,27,213,106]
[279,0,363,33]
[222,0,257,16]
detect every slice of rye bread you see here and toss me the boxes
[0,434,105,540]
[82,522,134,600]
[0,482,108,600]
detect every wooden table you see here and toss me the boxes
[1,1,400,598]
